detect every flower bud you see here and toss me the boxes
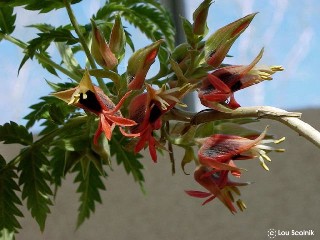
[91,19,118,70]
[205,13,257,67]
[193,0,212,35]
[109,15,126,60]
[127,40,163,90]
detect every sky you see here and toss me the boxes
[1,0,320,127]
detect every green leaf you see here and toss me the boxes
[96,1,175,50]
[0,0,83,13]
[35,51,59,76]
[49,147,66,196]
[195,122,215,138]
[110,133,144,189]
[181,17,198,47]
[26,27,78,58]
[181,147,195,175]
[56,42,82,77]
[24,94,76,130]
[18,25,78,75]
[0,156,23,239]
[0,6,16,35]
[73,161,106,228]
[0,121,33,145]
[18,148,53,231]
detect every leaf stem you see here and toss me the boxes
[63,0,110,94]
[0,33,82,82]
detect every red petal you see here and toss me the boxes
[106,91,132,114]
[227,93,241,109]
[93,120,103,145]
[106,114,137,126]
[185,190,212,198]
[119,127,140,138]
[202,195,216,205]
[148,134,157,162]
[199,134,256,162]
[100,114,112,140]
[207,74,231,93]
[128,93,148,124]
[134,129,150,153]
[145,49,158,65]
[203,92,230,102]
[199,155,243,172]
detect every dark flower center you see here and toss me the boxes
[149,104,162,123]
[79,90,102,112]
[230,80,242,92]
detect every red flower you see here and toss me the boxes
[199,49,283,110]
[185,166,249,213]
[197,127,284,175]
[129,84,192,162]
[53,70,137,143]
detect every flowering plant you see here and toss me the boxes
[0,0,319,238]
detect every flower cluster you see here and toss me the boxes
[186,129,284,213]
[52,0,285,213]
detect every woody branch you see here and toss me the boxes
[166,106,320,149]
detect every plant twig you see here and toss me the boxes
[166,106,320,149]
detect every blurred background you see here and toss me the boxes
[0,0,320,239]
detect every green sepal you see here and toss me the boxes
[193,0,212,36]
[109,15,126,61]
[181,16,198,47]
[181,147,195,175]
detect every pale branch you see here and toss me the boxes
[166,106,320,149]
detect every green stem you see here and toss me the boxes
[63,0,110,94]
[1,33,82,82]
[87,69,120,86]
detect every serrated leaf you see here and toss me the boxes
[0,6,16,35]
[0,156,23,239]
[26,27,78,58]
[24,95,76,129]
[49,147,66,196]
[48,104,65,125]
[0,121,33,145]
[0,0,82,13]
[35,52,59,76]
[73,161,106,228]
[17,54,30,75]
[110,134,144,188]
[18,148,53,231]
[96,1,175,49]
